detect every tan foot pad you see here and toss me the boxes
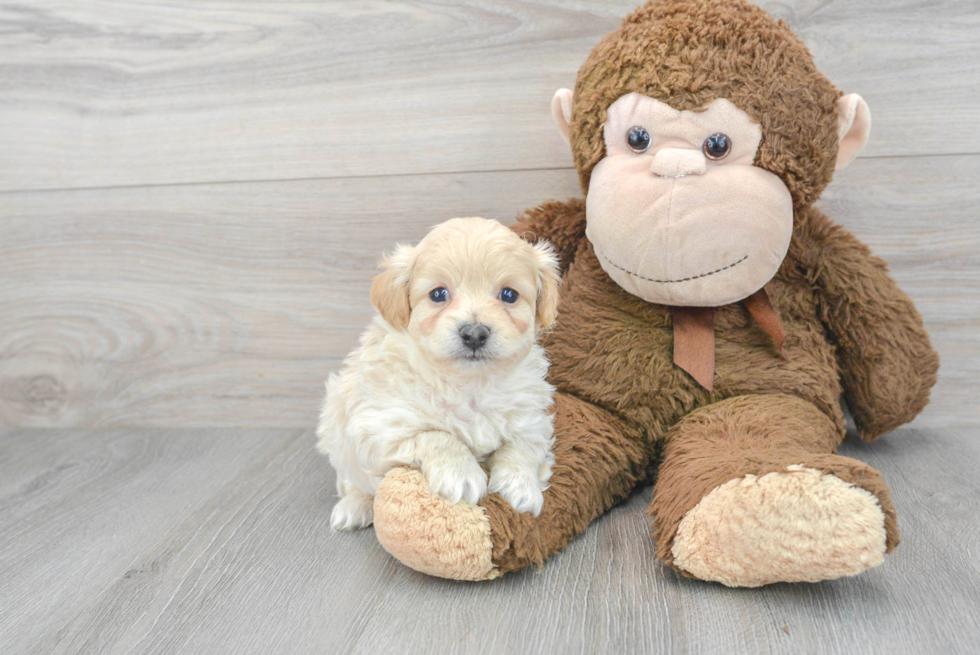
[373,468,500,581]
[672,465,888,587]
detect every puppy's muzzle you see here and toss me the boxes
[459,323,491,352]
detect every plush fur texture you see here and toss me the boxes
[671,465,887,587]
[569,0,842,208]
[369,0,939,585]
[318,218,560,529]
[650,394,899,573]
[374,468,501,580]
[586,94,794,307]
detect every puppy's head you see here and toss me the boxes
[371,217,560,371]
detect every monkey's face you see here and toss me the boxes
[584,93,794,307]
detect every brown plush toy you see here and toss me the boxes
[369,0,939,587]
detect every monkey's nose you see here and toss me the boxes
[650,148,706,178]
[459,323,491,351]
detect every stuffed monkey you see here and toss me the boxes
[369,0,939,587]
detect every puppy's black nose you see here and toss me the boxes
[459,323,491,351]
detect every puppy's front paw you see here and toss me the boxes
[331,492,374,531]
[489,466,545,516]
[423,457,488,505]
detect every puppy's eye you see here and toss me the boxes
[626,126,651,153]
[702,133,731,161]
[429,287,449,303]
[498,287,519,304]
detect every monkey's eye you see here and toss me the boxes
[626,126,651,153]
[702,133,731,161]
[429,287,449,303]
[498,287,519,304]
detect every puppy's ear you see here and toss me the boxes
[370,244,414,328]
[532,241,561,330]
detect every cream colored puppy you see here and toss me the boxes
[317,217,561,531]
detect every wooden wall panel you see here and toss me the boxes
[0,169,580,427]
[1,0,978,192]
[1,156,976,428]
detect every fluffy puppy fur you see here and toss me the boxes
[317,217,561,530]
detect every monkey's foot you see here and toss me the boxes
[670,466,888,587]
[373,468,500,581]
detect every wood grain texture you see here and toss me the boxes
[0,427,303,653]
[0,168,580,428]
[3,427,977,654]
[1,154,977,429]
[1,0,978,192]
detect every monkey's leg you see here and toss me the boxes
[372,392,650,580]
[650,394,899,587]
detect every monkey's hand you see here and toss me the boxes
[510,198,587,276]
[805,209,939,441]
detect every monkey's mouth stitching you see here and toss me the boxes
[600,253,749,284]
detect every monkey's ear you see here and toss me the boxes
[835,94,872,171]
[370,244,414,329]
[551,89,574,144]
[533,241,562,330]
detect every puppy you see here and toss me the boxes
[317,217,561,530]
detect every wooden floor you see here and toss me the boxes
[2,1,979,653]
[1,427,978,654]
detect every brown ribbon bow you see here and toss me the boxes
[670,288,787,391]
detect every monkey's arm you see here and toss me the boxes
[510,198,587,275]
[801,208,939,441]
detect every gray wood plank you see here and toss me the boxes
[15,428,979,655]
[1,0,977,192]
[28,430,401,655]
[851,431,980,576]
[0,168,582,429]
[1,155,975,430]
[0,427,302,653]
